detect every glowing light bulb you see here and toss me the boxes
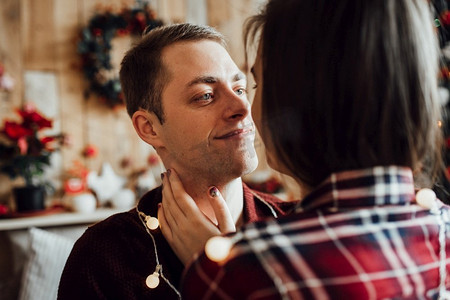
[205,236,232,262]
[416,188,437,209]
[146,216,159,230]
[146,272,160,289]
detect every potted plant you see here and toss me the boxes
[0,103,66,212]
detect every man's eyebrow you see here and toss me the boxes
[186,72,246,88]
[187,76,218,87]
[233,72,246,82]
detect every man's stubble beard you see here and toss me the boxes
[164,135,258,184]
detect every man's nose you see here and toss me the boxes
[222,89,250,121]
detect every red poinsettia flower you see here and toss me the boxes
[41,136,56,151]
[17,137,28,155]
[3,121,33,140]
[17,107,52,130]
[1,103,66,186]
[40,136,55,144]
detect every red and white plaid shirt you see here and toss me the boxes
[182,166,450,299]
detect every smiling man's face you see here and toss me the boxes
[156,40,258,183]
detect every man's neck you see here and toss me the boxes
[177,174,244,226]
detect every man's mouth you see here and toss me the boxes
[215,127,254,139]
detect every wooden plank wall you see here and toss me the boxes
[0,0,288,200]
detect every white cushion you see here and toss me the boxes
[18,227,75,300]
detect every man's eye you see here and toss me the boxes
[235,88,247,96]
[196,93,213,101]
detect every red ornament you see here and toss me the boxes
[441,11,450,26]
[83,144,98,158]
[147,154,160,166]
[92,28,103,37]
[440,67,450,80]
[64,178,86,194]
[0,204,8,215]
[135,12,146,22]
[116,28,129,36]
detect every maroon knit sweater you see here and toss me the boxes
[57,184,295,299]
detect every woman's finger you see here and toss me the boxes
[208,186,236,234]
[167,169,201,215]
[161,171,180,228]
[157,203,173,242]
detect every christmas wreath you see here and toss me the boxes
[78,5,163,107]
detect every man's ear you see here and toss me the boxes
[132,110,164,148]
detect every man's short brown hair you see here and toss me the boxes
[120,23,226,123]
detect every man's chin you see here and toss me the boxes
[241,155,259,176]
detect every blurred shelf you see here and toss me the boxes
[0,207,127,231]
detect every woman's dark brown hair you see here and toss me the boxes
[245,0,443,188]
